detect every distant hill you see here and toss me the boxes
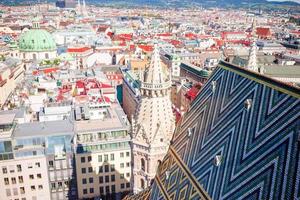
[0,0,299,7]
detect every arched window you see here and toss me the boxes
[141,158,145,171]
[140,179,145,189]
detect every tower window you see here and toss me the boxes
[141,158,145,171]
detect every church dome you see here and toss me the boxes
[18,19,56,52]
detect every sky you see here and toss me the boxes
[268,0,300,3]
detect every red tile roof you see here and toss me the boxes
[67,47,91,53]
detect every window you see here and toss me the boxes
[58,182,62,189]
[29,175,34,180]
[18,176,23,183]
[13,188,18,195]
[83,189,87,194]
[141,158,145,171]
[111,185,116,193]
[111,175,115,182]
[105,175,109,183]
[99,176,103,184]
[20,187,25,194]
[49,161,54,167]
[31,186,36,191]
[35,163,40,168]
[105,186,109,193]
[126,162,130,167]
[88,156,92,162]
[98,155,102,162]
[88,167,93,173]
[121,183,125,189]
[89,177,93,183]
[104,165,109,173]
[99,187,104,194]
[110,154,114,161]
[6,188,11,196]
[17,165,22,172]
[64,181,69,188]
[126,173,130,177]
[126,183,130,188]
[126,152,130,157]
[99,166,103,173]
[37,174,42,179]
[90,188,94,193]
[120,163,124,168]
[104,154,108,162]
[81,157,85,163]
[110,165,115,172]
[120,152,124,158]
[38,185,43,190]
[51,183,56,190]
[141,179,145,189]
[120,174,124,179]
[82,178,87,184]
[2,167,7,174]
[4,177,9,185]
[81,168,86,174]
[11,177,16,184]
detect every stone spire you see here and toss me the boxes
[131,44,175,193]
[247,18,258,72]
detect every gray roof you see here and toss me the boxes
[13,120,74,138]
[263,65,300,78]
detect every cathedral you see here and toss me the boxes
[131,45,175,193]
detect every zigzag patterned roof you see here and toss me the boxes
[125,61,300,200]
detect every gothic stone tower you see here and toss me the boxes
[131,45,175,193]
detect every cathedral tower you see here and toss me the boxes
[131,44,175,193]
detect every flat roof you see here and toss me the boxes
[13,120,74,138]
[0,113,15,125]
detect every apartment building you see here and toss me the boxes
[74,102,131,200]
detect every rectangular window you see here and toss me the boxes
[121,183,125,189]
[89,177,93,183]
[51,183,56,190]
[90,188,94,193]
[120,174,124,179]
[126,173,130,177]
[88,156,92,162]
[11,177,16,184]
[99,176,103,184]
[38,185,43,190]
[126,152,130,157]
[126,162,130,167]
[81,168,86,174]
[104,154,108,162]
[20,187,25,194]
[49,161,54,167]
[126,183,130,188]
[29,175,34,179]
[81,157,85,163]
[111,185,116,193]
[111,164,115,172]
[37,174,42,179]
[83,189,87,194]
[13,188,18,195]
[35,162,40,168]
[105,186,109,193]
[31,186,36,191]
[2,167,7,174]
[98,155,102,162]
[4,177,9,185]
[99,166,103,173]
[16,165,22,172]
[105,175,109,183]
[120,163,124,168]
[111,175,115,182]
[110,154,114,161]
[120,152,124,158]
[58,182,62,189]
[88,167,93,173]
[82,178,87,184]
[6,188,11,197]
[99,187,104,194]
[18,176,23,183]
[104,165,109,173]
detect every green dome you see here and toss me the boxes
[19,29,57,52]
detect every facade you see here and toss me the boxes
[0,111,76,200]
[127,60,300,200]
[74,102,132,200]
[131,45,175,193]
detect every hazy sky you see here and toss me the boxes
[268,0,300,3]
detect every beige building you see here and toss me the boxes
[131,45,175,193]
[74,102,132,200]
[0,58,24,108]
